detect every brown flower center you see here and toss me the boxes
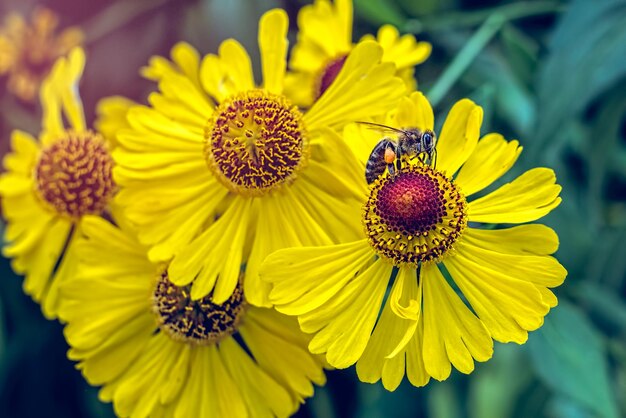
[204,89,308,197]
[34,130,115,219]
[152,271,247,345]
[363,164,468,266]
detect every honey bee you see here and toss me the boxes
[358,122,437,184]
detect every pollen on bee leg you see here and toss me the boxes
[362,165,468,267]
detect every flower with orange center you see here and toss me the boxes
[0,7,83,102]
[260,91,567,390]
[58,215,326,417]
[0,48,119,318]
[110,9,407,307]
[285,0,431,107]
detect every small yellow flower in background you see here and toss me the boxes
[285,0,431,108]
[0,48,118,318]
[111,8,407,308]
[58,215,326,418]
[260,91,567,390]
[0,7,83,102]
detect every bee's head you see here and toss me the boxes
[421,129,436,152]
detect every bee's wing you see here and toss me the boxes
[355,121,409,136]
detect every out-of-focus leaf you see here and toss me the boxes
[354,0,406,27]
[308,385,337,418]
[547,396,597,418]
[532,0,626,158]
[468,344,532,418]
[355,378,422,418]
[428,382,462,418]
[573,280,626,332]
[528,300,619,418]
[499,22,539,86]
[396,0,455,17]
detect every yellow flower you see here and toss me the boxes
[59,215,326,418]
[260,92,567,390]
[0,47,117,318]
[0,7,83,102]
[285,0,431,107]
[112,9,406,307]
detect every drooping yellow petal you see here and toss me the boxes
[456,236,566,292]
[259,9,288,95]
[221,337,294,418]
[435,99,483,177]
[468,168,562,223]
[240,307,326,408]
[444,251,550,344]
[462,224,559,255]
[304,259,392,369]
[356,265,421,391]
[245,190,335,307]
[422,263,493,380]
[305,40,404,131]
[454,133,522,197]
[168,198,252,302]
[261,240,374,315]
[39,55,65,144]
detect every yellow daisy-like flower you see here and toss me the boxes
[59,215,326,418]
[112,9,406,307]
[0,47,117,318]
[285,0,431,108]
[260,92,567,390]
[0,7,83,102]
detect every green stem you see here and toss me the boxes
[82,0,170,44]
[426,14,504,107]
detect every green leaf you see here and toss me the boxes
[528,300,619,418]
[532,0,626,158]
[468,344,533,418]
[572,281,626,332]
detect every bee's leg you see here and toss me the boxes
[431,149,437,168]
[384,141,398,178]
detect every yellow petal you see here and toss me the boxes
[168,198,251,302]
[422,264,493,380]
[468,168,562,223]
[305,259,392,368]
[171,42,201,88]
[60,47,86,132]
[462,224,559,255]
[395,91,434,130]
[240,307,325,405]
[356,265,421,388]
[259,9,288,94]
[261,240,374,315]
[95,96,135,147]
[220,338,294,417]
[444,252,550,344]
[200,39,254,102]
[435,99,483,176]
[455,133,522,196]
[405,320,430,387]
[305,40,405,131]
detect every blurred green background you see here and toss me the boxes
[0,0,625,417]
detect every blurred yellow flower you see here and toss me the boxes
[59,215,326,418]
[0,7,82,102]
[285,0,431,108]
[0,48,119,318]
[261,92,567,390]
[112,9,406,307]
